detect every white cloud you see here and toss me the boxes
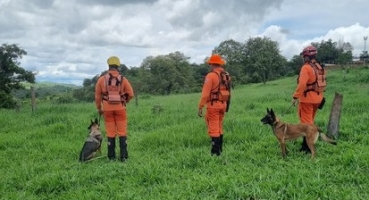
[1,0,368,85]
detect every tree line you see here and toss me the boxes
[1,37,354,108]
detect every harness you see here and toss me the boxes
[300,62,326,96]
[210,71,231,105]
[86,136,101,144]
[272,121,288,136]
[102,73,126,104]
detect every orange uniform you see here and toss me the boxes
[95,70,134,137]
[95,56,134,161]
[293,60,324,124]
[199,67,227,137]
[294,46,325,154]
[198,54,229,156]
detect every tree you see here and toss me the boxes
[244,37,287,84]
[139,52,195,95]
[312,39,352,64]
[286,55,304,76]
[213,39,247,84]
[360,51,369,62]
[0,44,35,108]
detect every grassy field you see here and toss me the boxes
[1,66,369,200]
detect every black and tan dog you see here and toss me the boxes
[79,118,103,162]
[260,108,337,159]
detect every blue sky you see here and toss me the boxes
[1,0,368,85]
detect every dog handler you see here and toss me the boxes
[95,56,134,162]
[198,54,230,156]
[292,45,326,153]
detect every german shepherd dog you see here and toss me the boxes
[79,118,103,162]
[260,108,337,159]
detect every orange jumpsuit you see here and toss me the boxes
[95,70,134,138]
[293,61,324,124]
[198,67,227,137]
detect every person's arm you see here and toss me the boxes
[198,73,214,110]
[293,65,309,99]
[122,78,134,103]
[95,77,103,113]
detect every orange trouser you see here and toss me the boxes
[103,109,127,137]
[205,107,226,137]
[298,102,320,124]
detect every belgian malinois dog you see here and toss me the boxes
[260,108,337,159]
[79,118,103,162]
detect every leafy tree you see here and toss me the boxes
[312,39,352,64]
[73,74,99,102]
[286,55,304,75]
[0,44,35,108]
[213,39,246,84]
[139,52,195,95]
[244,37,287,84]
[360,51,369,62]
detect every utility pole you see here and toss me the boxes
[364,36,368,51]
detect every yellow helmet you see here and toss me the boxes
[107,56,121,66]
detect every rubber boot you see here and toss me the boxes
[299,137,311,154]
[107,137,116,160]
[211,137,221,156]
[119,136,128,162]
[219,134,224,153]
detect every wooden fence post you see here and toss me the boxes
[31,86,36,113]
[327,92,344,139]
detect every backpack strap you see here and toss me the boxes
[103,73,124,101]
[209,71,231,105]
[304,62,322,96]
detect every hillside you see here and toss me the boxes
[1,66,369,199]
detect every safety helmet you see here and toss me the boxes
[301,45,317,57]
[107,56,121,66]
[207,54,225,66]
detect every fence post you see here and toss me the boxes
[31,86,36,113]
[327,92,343,139]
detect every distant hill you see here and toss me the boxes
[13,82,81,99]
[21,81,81,89]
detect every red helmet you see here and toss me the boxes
[301,45,317,57]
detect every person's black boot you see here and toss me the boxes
[107,137,116,160]
[299,137,311,154]
[211,137,221,156]
[219,134,224,153]
[119,136,128,162]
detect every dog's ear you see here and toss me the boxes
[270,108,275,117]
[94,118,98,124]
[267,108,270,113]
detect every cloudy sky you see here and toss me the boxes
[1,0,368,85]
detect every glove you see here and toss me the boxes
[198,108,203,117]
[292,98,298,106]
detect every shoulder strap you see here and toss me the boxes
[210,71,221,91]
[308,63,319,83]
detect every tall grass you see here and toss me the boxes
[1,67,368,199]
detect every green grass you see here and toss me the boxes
[1,67,369,200]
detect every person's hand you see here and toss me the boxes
[292,98,298,106]
[98,109,103,115]
[198,108,203,117]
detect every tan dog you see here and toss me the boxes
[79,118,103,162]
[260,108,337,159]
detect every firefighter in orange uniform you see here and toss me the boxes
[292,45,326,153]
[95,56,134,161]
[198,54,231,156]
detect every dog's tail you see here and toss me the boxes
[319,133,337,145]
